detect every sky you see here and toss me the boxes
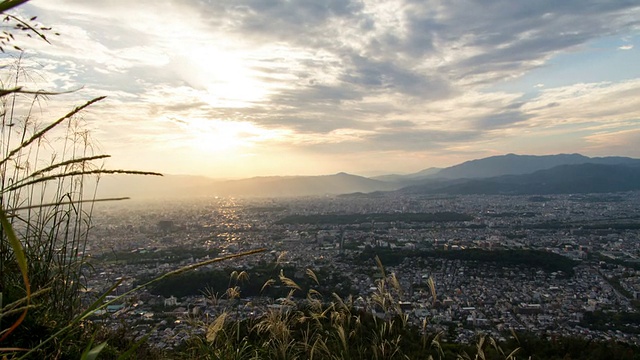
[4,0,640,178]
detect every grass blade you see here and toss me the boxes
[7,197,130,213]
[0,208,31,342]
[0,96,106,169]
[27,154,111,179]
[3,169,162,193]
[81,340,107,360]
[116,327,155,360]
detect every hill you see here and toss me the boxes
[210,172,398,197]
[94,154,640,199]
[423,153,640,179]
[402,163,640,195]
[95,172,399,199]
[373,167,442,182]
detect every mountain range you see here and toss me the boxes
[94,153,640,199]
[401,163,640,195]
[96,172,397,199]
[422,153,640,179]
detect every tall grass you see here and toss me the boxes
[0,56,158,330]
[180,259,435,359]
[0,2,162,356]
[179,257,522,360]
[0,4,268,358]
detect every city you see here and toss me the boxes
[83,192,640,350]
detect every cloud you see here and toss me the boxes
[367,129,481,151]
[522,79,640,128]
[7,0,640,176]
[381,120,416,128]
[473,111,532,130]
[584,128,640,157]
[340,54,452,99]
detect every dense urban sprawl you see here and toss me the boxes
[83,192,640,350]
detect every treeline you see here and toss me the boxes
[582,223,640,230]
[581,311,640,334]
[594,252,640,271]
[484,211,536,218]
[276,212,473,225]
[357,248,577,275]
[520,221,640,230]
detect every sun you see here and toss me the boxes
[179,118,287,155]
[174,44,274,108]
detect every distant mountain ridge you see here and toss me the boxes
[372,167,441,182]
[401,163,640,195]
[96,172,400,199]
[94,153,640,199]
[210,172,398,197]
[411,153,640,180]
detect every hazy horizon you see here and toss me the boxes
[7,1,640,178]
[147,152,639,181]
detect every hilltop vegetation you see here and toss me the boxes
[146,263,353,299]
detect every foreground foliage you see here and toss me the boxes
[0,1,162,357]
[168,265,640,360]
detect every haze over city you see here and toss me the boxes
[11,0,640,178]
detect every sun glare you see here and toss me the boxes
[177,45,273,108]
[181,118,287,155]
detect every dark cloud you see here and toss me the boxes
[196,0,365,46]
[299,128,481,154]
[505,101,526,110]
[369,129,480,151]
[474,111,531,130]
[433,0,640,79]
[200,101,368,134]
[240,0,363,24]
[382,120,416,128]
[400,12,442,58]
[267,115,363,134]
[278,84,362,105]
[341,54,452,99]
[454,32,593,80]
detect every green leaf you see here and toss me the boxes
[81,341,107,360]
